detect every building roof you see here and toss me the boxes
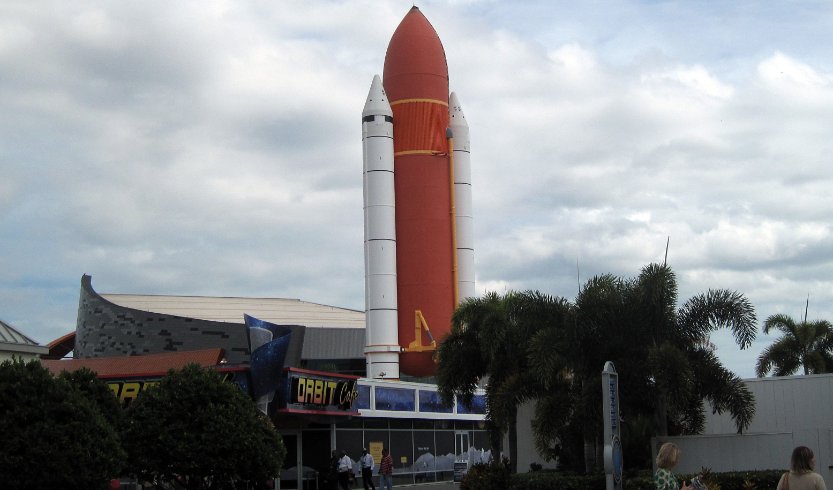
[41,348,226,378]
[101,294,365,329]
[0,319,49,355]
[302,328,365,360]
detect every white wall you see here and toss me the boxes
[655,373,833,489]
[510,400,559,472]
[0,350,43,363]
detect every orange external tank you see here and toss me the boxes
[383,7,455,377]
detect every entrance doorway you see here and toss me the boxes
[280,430,328,490]
[455,431,470,462]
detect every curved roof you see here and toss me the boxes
[100,294,365,329]
[41,348,225,378]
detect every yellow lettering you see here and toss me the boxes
[305,379,315,404]
[107,382,121,397]
[326,381,338,404]
[296,378,306,403]
[314,380,324,404]
[121,382,142,403]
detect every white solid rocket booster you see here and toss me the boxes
[449,92,475,302]
[362,75,400,379]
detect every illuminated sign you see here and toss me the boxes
[285,369,359,413]
[105,371,244,406]
[108,380,159,405]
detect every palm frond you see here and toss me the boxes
[690,349,755,433]
[678,289,756,349]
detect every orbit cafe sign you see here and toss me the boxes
[287,370,359,412]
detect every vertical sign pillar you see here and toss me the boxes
[602,361,623,490]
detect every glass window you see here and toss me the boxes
[364,418,388,429]
[302,430,332,477]
[335,418,362,429]
[457,394,486,414]
[419,390,453,413]
[435,430,455,475]
[335,429,364,463]
[281,434,299,490]
[364,429,389,469]
[375,387,415,411]
[413,419,434,430]
[356,384,371,410]
[471,430,493,465]
[388,428,414,475]
[389,418,412,430]
[413,430,436,480]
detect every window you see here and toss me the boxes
[457,394,486,414]
[375,387,416,411]
[419,390,453,413]
[356,384,371,410]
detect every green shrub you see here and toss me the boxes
[512,471,605,490]
[680,469,784,490]
[503,469,784,490]
[461,459,511,490]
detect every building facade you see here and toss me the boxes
[655,373,833,489]
[0,319,48,362]
[44,275,489,489]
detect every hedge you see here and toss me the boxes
[462,463,786,490]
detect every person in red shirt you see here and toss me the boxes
[379,449,393,490]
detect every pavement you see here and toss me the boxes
[398,483,459,490]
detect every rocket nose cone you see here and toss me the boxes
[383,7,448,102]
[363,74,393,118]
[449,92,468,128]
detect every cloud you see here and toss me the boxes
[2,1,833,379]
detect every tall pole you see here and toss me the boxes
[602,361,623,490]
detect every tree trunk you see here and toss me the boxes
[655,392,669,437]
[583,436,595,474]
[508,410,518,473]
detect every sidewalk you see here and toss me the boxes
[398,482,459,490]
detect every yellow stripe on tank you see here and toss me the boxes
[390,98,448,107]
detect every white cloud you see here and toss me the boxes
[2,0,833,379]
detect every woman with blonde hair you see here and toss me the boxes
[777,446,826,490]
[655,442,692,490]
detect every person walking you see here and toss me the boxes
[337,450,353,490]
[379,448,393,490]
[360,448,376,490]
[655,443,692,490]
[326,450,340,490]
[777,446,827,490]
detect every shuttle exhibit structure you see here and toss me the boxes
[363,7,475,378]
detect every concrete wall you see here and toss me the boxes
[0,351,44,363]
[510,400,558,472]
[655,373,833,488]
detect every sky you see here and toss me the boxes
[2,0,833,378]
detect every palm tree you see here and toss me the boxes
[436,290,573,473]
[755,314,833,376]
[633,264,758,436]
[636,264,757,435]
[549,264,758,473]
